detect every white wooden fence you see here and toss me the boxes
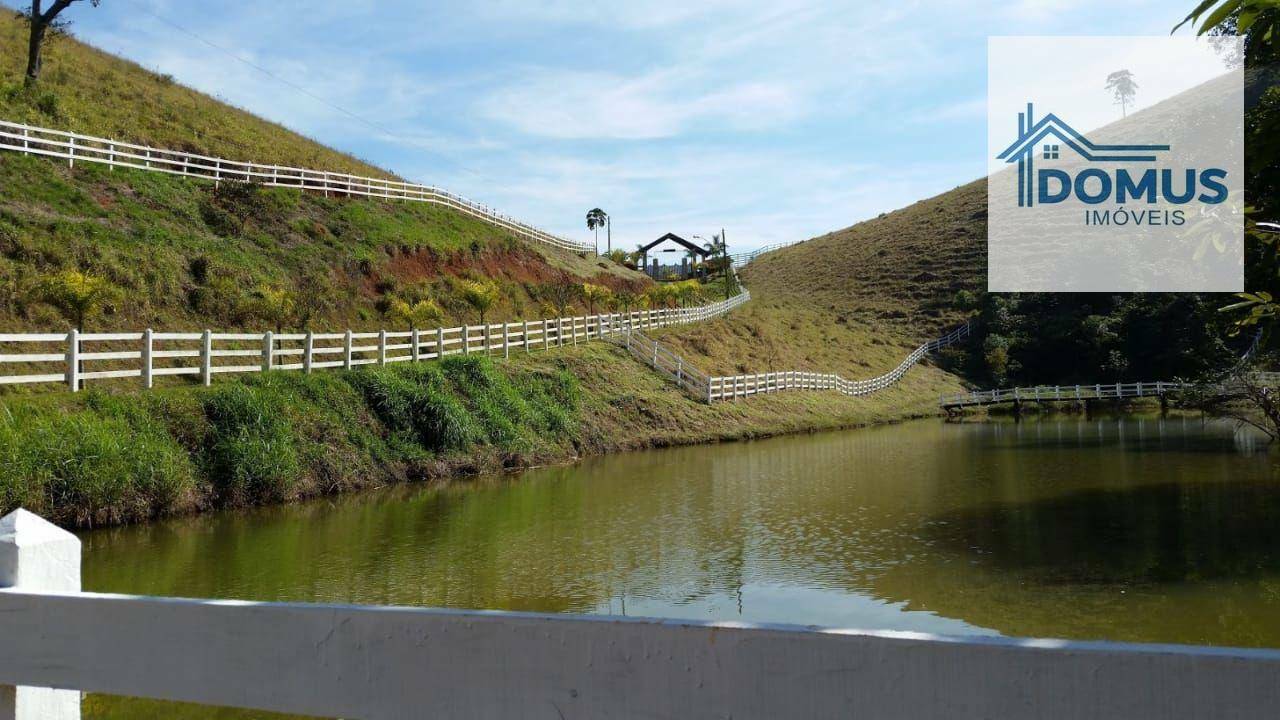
[0,120,592,254]
[615,322,969,403]
[706,321,971,402]
[4,508,1280,720]
[0,292,751,392]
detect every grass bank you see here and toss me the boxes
[0,341,964,529]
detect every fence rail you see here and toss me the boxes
[0,292,751,392]
[617,322,969,403]
[707,322,970,402]
[3,508,1280,720]
[940,373,1280,409]
[0,119,592,254]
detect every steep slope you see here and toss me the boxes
[0,12,644,334]
[656,180,986,379]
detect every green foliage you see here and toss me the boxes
[31,268,121,330]
[201,383,301,505]
[0,397,196,527]
[580,282,611,314]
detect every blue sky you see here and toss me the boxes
[16,0,1194,252]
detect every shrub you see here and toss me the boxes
[201,383,301,505]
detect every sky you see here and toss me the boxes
[10,0,1198,253]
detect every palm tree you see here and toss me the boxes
[1105,70,1138,118]
[586,208,608,256]
[34,269,120,331]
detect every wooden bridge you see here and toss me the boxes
[941,374,1280,413]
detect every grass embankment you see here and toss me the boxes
[0,355,581,527]
[0,340,966,529]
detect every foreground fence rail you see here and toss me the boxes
[0,292,751,392]
[3,508,1280,720]
[0,119,592,254]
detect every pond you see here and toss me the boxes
[80,416,1279,718]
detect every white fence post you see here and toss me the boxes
[411,329,420,363]
[201,330,212,387]
[304,331,314,374]
[65,330,79,392]
[262,332,274,372]
[0,509,82,720]
[436,327,445,359]
[462,326,470,356]
[503,324,510,359]
[378,330,387,366]
[522,321,530,353]
[343,330,353,370]
[141,329,153,390]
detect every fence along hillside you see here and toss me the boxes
[618,322,970,402]
[0,292,751,392]
[0,119,593,254]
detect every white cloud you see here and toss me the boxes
[477,69,803,139]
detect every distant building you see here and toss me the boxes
[636,233,711,280]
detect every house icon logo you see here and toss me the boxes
[996,103,1170,207]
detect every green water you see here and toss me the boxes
[80,417,1280,718]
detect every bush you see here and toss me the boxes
[201,383,300,505]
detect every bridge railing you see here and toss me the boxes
[3,508,1280,719]
[0,120,593,254]
[941,381,1191,408]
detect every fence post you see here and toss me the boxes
[677,357,684,385]
[262,331,274,372]
[523,321,530,353]
[411,329,420,363]
[67,136,74,168]
[0,509,82,720]
[343,330,353,370]
[558,318,565,347]
[65,329,79,393]
[503,323,510,359]
[436,327,445,359]
[463,326,470,356]
[141,328,153,389]
[304,331,314,374]
[108,143,115,171]
[201,330,212,386]
[378,329,387,366]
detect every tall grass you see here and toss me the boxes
[0,359,582,527]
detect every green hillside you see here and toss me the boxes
[0,12,643,336]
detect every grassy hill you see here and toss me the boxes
[654,180,986,379]
[0,12,642,335]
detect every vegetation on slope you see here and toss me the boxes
[0,10,647,338]
[0,11,387,176]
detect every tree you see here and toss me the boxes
[33,269,119,331]
[580,283,611,315]
[1176,1,1280,341]
[1105,69,1138,117]
[674,279,702,307]
[459,280,500,324]
[614,289,639,314]
[586,208,608,256]
[22,0,101,87]
[545,275,581,316]
[389,297,444,330]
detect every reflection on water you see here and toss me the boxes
[81,416,1280,718]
